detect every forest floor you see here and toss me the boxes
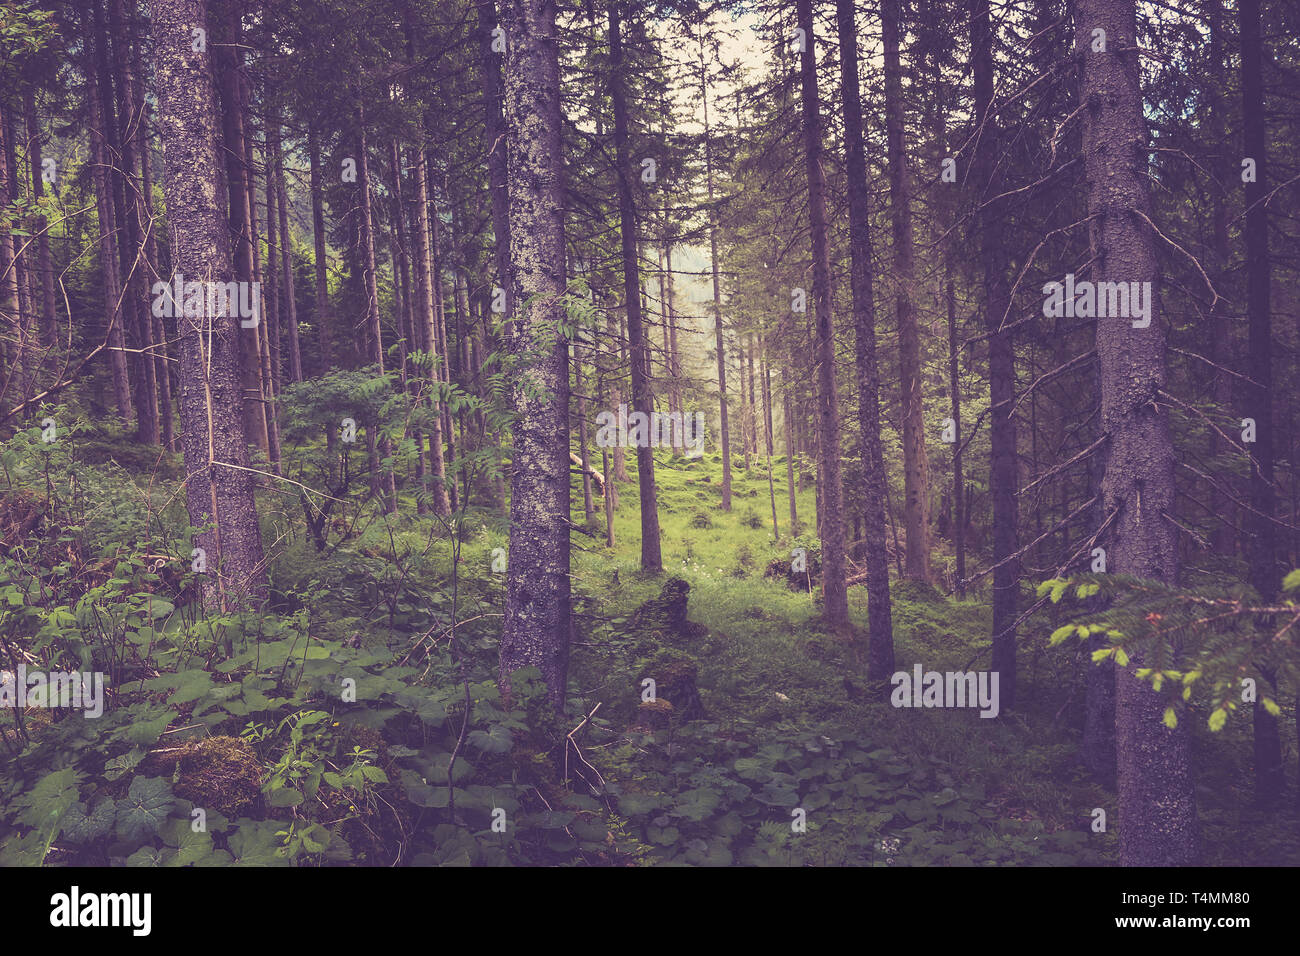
[1,420,1297,865]
[568,450,1300,865]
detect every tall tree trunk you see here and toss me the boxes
[1239,0,1283,808]
[24,92,57,350]
[108,0,160,445]
[246,95,281,474]
[85,65,133,425]
[838,0,894,677]
[499,0,572,709]
[947,278,965,597]
[609,0,662,573]
[210,0,269,454]
[135,63,177,451]
[699,32,731,511]
[427,163,459,512]
[783,367,798,534]
[147,0,268,609]
[1207,0,1235,558]
[264,135,283,400]
[0,103,26,412]
[882,0,931,584]
[761,340,779,538]
[665,245,681,420]
[354,102,395,512]
[576,334,595,520]
[971,0,1019,709]
[608,299,630,483]
[477,0,512,320]
[1078,0,1197,866]
[796,0,849,632]
[746,333,758,465]
[271,117,303,383]
[409,138,452,515]
[308,125,333,378]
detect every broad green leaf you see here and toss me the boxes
[115,777,175,842]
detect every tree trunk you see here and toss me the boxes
[1239,0,1283,808]
[971,0,1019,709]
[23,92,57,350]
[147,0,268,610]
[947,279,964,596]
[271,117,303,383]
[308,126,333,378]
[134,66,177,451]
[107,0,160,446]
[609,0,662,573]
[882,0,931,584]
[783,367,798,534]
[85,64,133,426]
[354,102,395,512]
[761,340,779,538]
[699,32,731,511]
[245,93,281,474]
[478,0,512,319]
[838,0,894,677]
[576,334,595,521]
[0,103,26,412]
[796,0,849,633]
[1078,0,1197,865]
[210,0,269,454]
[409,137,452,515]
[498,0,572,708]
[427,161,459,512]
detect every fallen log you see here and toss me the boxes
[570,452,605,496]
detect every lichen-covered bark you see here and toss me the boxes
[147,0,268,610]
[1077,0,1196,865]
[498,0,571,708]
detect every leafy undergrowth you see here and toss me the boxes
[1,417,1296,865]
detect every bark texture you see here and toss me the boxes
[498,0,571,708]
[148,0,268,610]
[1077,0,1197,865]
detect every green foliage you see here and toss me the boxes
[1037,572,1299,731]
